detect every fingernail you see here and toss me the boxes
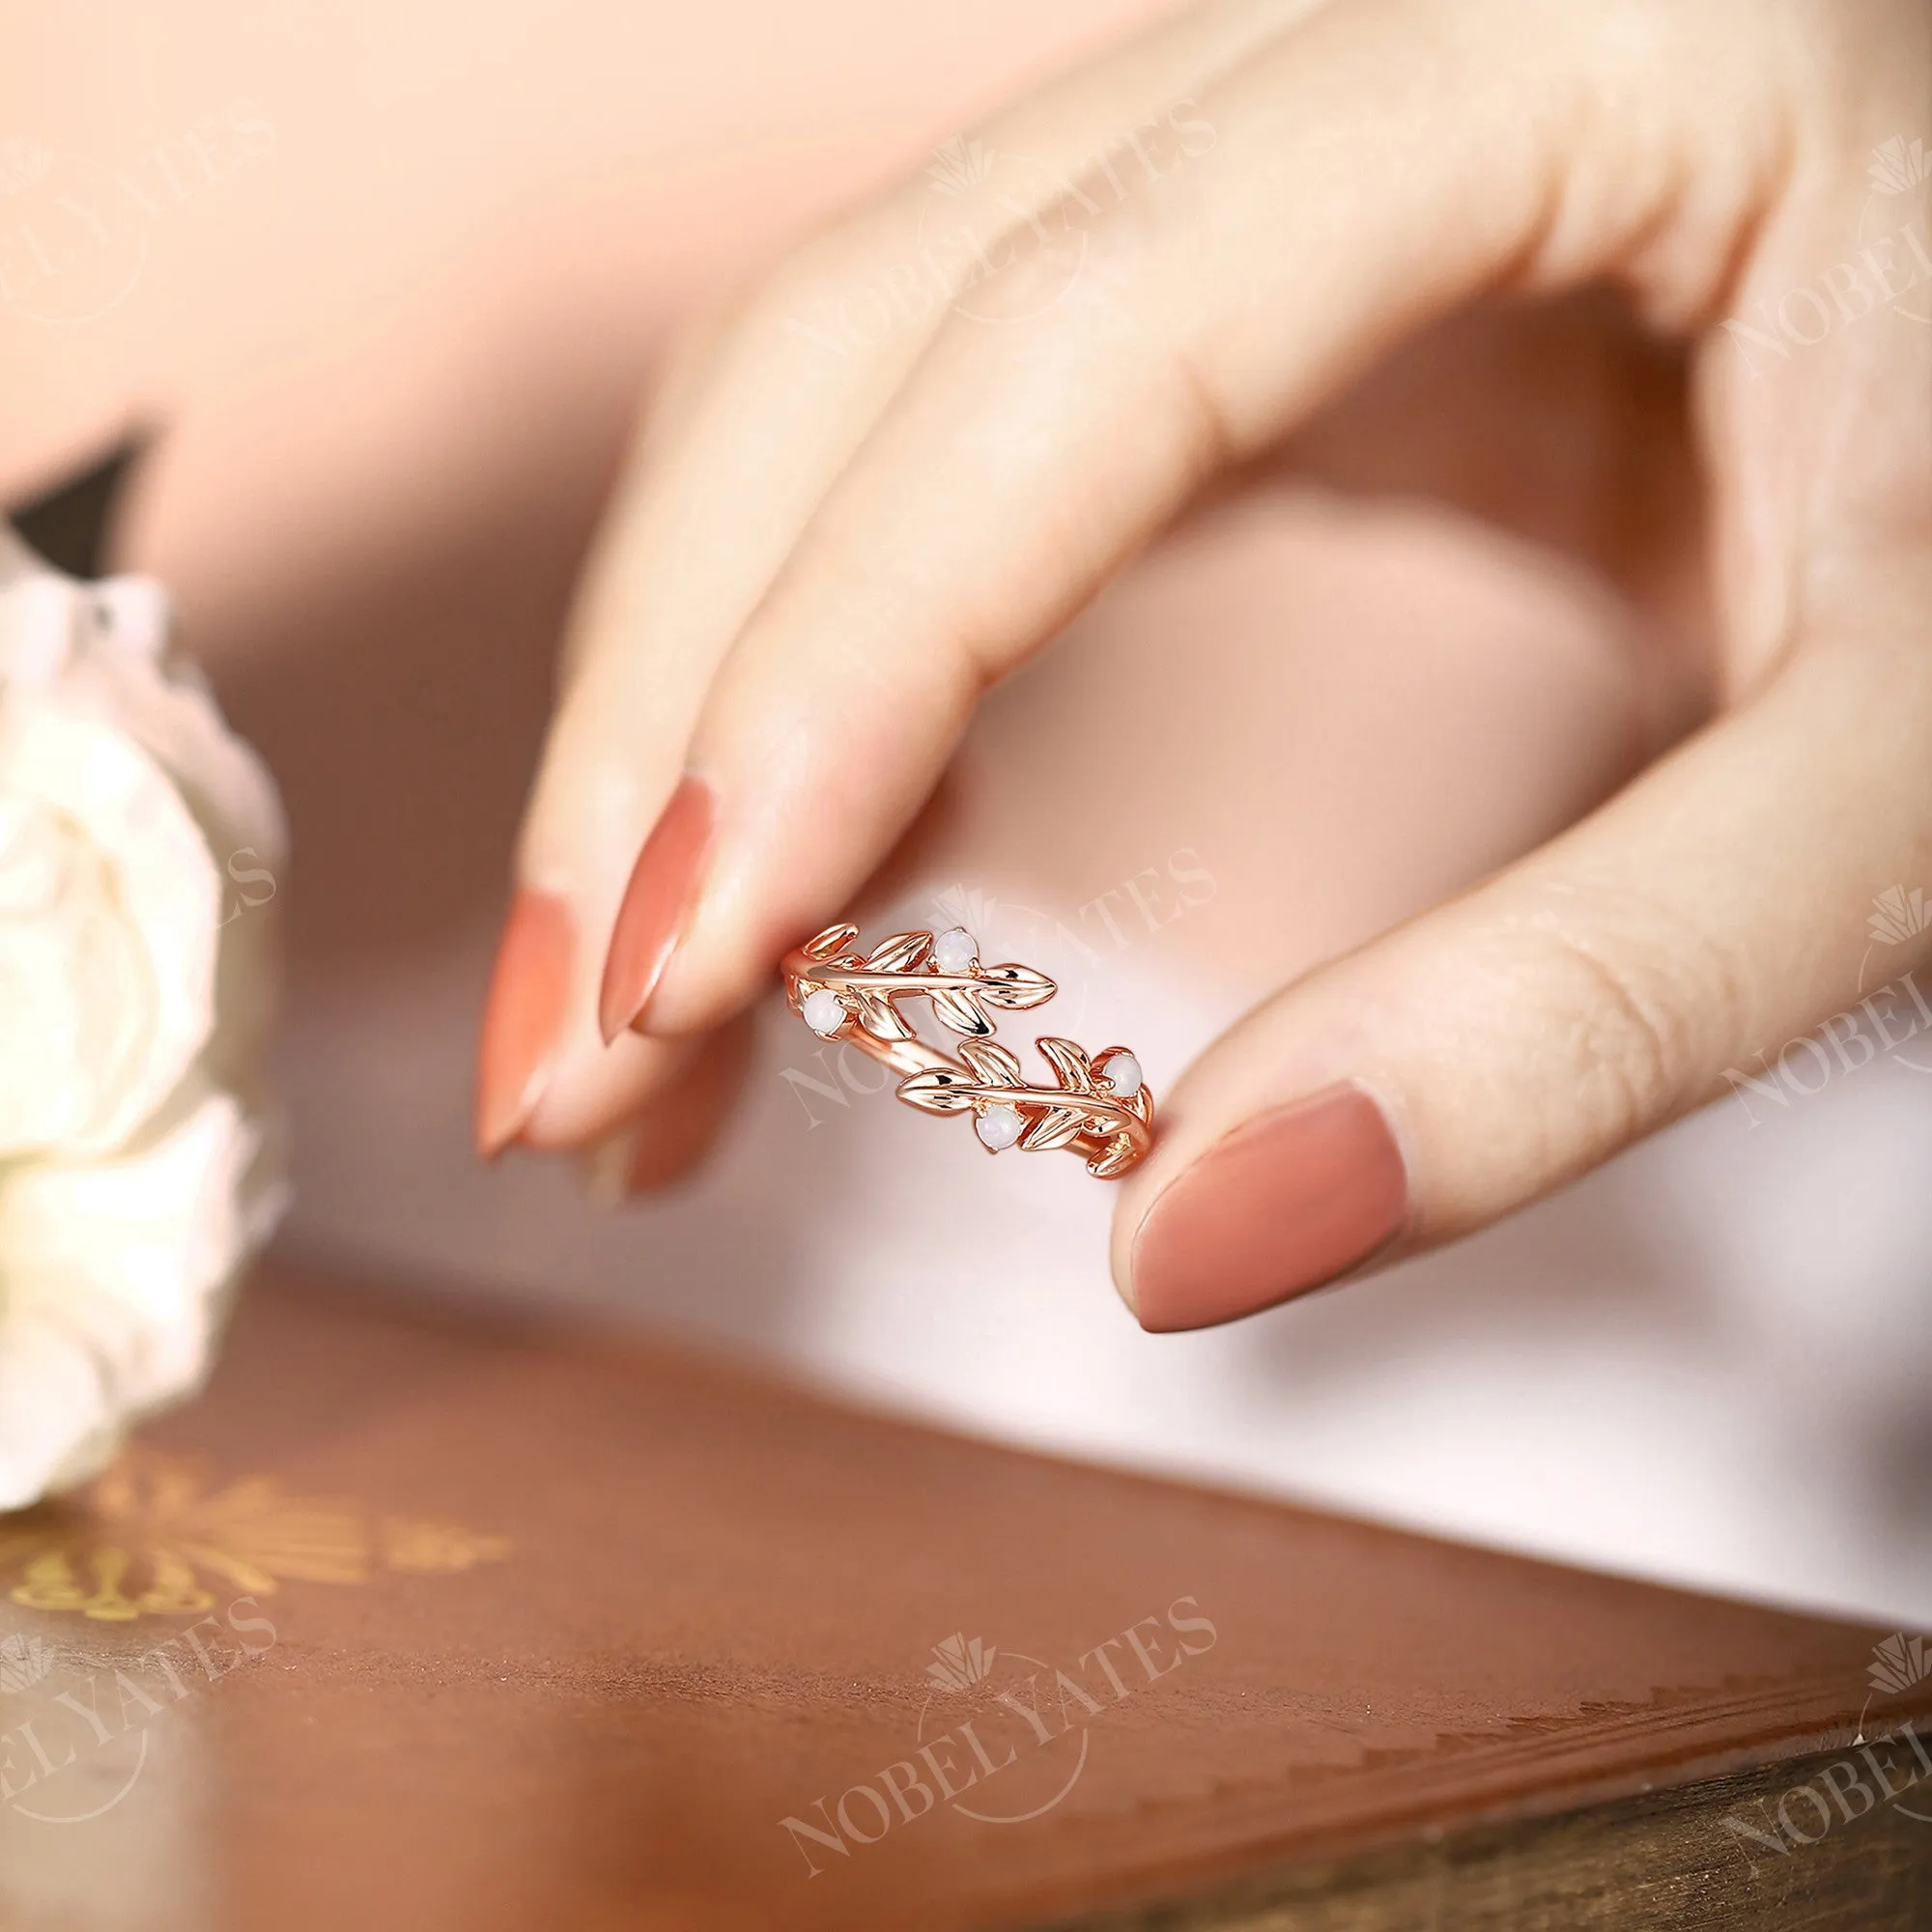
[475,889,575,1156]
[1128,1083,1408,1332]
[597,776,717,1042]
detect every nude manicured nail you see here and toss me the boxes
[598,776,716,1042]
[475,889,575,1156]
[1128,1083,1408,1332]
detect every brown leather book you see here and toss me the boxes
[2,1261,1927,1930]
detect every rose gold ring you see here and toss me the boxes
[781,923,1153,1179]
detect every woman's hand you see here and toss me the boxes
[477,0,1932,1328]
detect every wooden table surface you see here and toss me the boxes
[2,1261,1927,1929]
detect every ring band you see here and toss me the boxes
[781,923,1153,1179]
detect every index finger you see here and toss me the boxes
[611,0,1791,1040]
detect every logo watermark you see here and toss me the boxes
[0,99,275,327]
[1719,1630,1932,1874]
[218,846,277,927]
[0,1634,58,1697]
[1722,886,1932,1124]
[0,1595,276,1825]
[1720,134,1932,375]
[779,1595,1217,1875]
[783,99,1216,355]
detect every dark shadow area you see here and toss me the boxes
[8,437,149,578]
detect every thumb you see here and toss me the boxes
[1115,585,1932,1330]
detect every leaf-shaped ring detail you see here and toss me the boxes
[782,923,1152,1179]
[785,923,1056,1041]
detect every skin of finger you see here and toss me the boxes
[634,0,1807,1041]
[512,296,930,1147]
[519,1025,708,1155]
[542,0,1927,1283]
[518,0,1333,1146]
[1107,3,1932,1295]
[1689,2,1931,695]
[583,1012,759,1194]
[583,458,1671,1180]
[1107,605,1932,1299]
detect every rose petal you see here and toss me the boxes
[0,1087,283,1508]
[0,706,221,1155]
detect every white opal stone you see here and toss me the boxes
[975,1103,1023,1150]
[933,926,978,976]
[802,988,847,1036]
[1105,1052,1142,1095]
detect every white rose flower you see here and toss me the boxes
[0,523,287,1509]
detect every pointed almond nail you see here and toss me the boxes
[475,889,574,1156]
[1128,1083,1408,1331]
[598,776,716,1042]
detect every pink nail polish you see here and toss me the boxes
[475,889,575,1156]
[1128,1083,1408,1332]
[597,776,716,1042]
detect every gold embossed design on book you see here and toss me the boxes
[0,1448,508,1621]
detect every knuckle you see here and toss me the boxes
[1515,902,1736,1142]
